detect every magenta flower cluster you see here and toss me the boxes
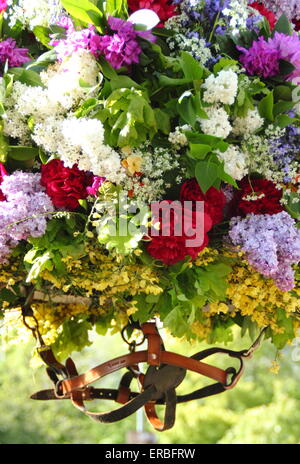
[50,15,156,69]
[238,32,300,83]
[229,212,300,292]
[49,16,97,61]
[89,16,156,69]
[0,38,30,68]
[0,172,54,264]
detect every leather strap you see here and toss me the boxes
[55,350,228,397]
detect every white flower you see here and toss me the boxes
[168,125,191,147]
[5,0,63,30]
[216,145,249,180]
[232,108,264,136]
[199,106,232,139]
[202,69,238,105]
[43,50,100,111]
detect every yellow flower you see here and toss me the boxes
[121,155,143,175]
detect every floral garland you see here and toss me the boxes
[0,0,300,360]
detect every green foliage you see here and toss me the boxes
[52,316,93,360]
[99,87,158,147]
[61,0,105,31]
[24,216,86,282]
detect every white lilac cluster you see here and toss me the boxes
[33,117,125,183]
[232,108,264,136]
[168,125,191,148]
[202,69,238,105]
[166,34,212,66]
[5,0,63,30]
[3,50,99,142]
[223,0,250,35]
[216,145,249,180]
[198,106,232,139]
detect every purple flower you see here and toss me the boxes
[229,212,300,291]
[237,36,280,79]
[50,16,97,61]
[0,172,54,264]
[0,38,30,68]
[86,176,106,196]
[90,16,156,69]
[268,32,300,84]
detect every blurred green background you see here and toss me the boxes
[1,328,300,444]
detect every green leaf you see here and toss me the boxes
[61,0,104,29]
[8,68,44,87]
[273,85,292,101]
[0,135,9,163]
[273,100,296,116]
[26,251,54,282]
[8,146,39,161]
[273,14,293,36]
[180,51,203,80]
[188,143,212,160]
[154,108,171,134]
[275,114,297,129]
[213,58,238,74]
[258,91,274,121]
[32,26,52,48]
[195,159,219,193]
[271,308,295,349]
[105,0,127,17]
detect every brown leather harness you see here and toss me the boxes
[28,316,266,432]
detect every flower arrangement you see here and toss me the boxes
[0,0,299,360]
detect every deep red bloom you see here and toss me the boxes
[180,178,226,226]
[293,18,300,32]
[233,177,284,216]
[147,200,213,266]
[249,2,277,30]
[0,162,7,201]
[128,0,177,26]
[41,159,93,210]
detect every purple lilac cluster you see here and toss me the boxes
[262,0,300,21]
[89,16,156,69]
[238,32,300,83]
[178,0,230,31]
[229,212,300,291]
[49,16,97,61]
[269,123,299,183]
[0,38,30,68]
[0,172,54,264]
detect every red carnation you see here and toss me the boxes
[128,0,177,26]
[180,178,226,226]
[249,2,277,30]
[0,162,7,201]
[233,177,284,216]
[41,159,93,210]
[147,200,213,266]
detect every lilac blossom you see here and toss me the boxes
[269,124,300,183]
[229,212,300,291]
[0,172,54,264]
[0,38,30,68]
[263,0,300,21]
[269,32,300,84]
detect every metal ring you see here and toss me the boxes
[54,379,66,399]
[121,324,145,347]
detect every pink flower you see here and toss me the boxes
[86,176,106,196]
[0,38,30,68]
[269,32,300,84]
[0,0,7,14]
